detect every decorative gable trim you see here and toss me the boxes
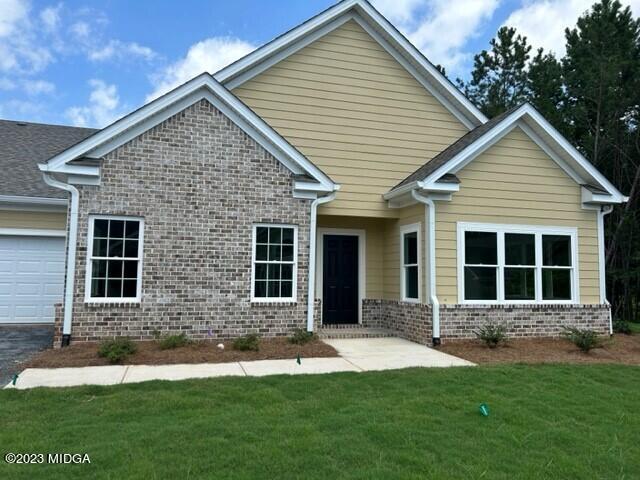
[214,0,487,129]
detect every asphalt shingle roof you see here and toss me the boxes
[0,119,98,199]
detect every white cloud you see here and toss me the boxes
[65,79,125,127]
[372,0,501,76]
[0,0,28,37]
[147,37,255,101]
[40,4,61,32]
[70,20,90,39]
[88,40,156,62]
[504,0,640,57]
[0,77,16,90]
[23,79,55,95]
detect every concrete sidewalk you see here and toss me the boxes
[4,337,473,390]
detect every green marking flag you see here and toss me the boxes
[479,403,490,417]
[296,353,301,365]
[12,374,18,386]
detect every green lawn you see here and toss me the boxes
[1,365,639,479]
[629,322,640,334]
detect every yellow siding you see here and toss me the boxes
[435,127,600,304]
[0,210,67,230]
[233,20,468,218]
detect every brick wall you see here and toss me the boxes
[60,99,312,344]
[362,299,432,345]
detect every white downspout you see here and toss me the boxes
[411,190,440,345]
[306,192,337,332]
[598,205,614,334]
[42,172,79,346]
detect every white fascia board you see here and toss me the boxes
[215,0,486,128]
[581,187,618,205]
[0,195,67,206]
[38,162,100,176]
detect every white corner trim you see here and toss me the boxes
[399,222,421,303]
[456,221,580,305]
[316,227,366,324]
[0,227,66,237]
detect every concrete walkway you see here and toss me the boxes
[4,337,473,390]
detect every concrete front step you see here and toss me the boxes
[317,327,396,339]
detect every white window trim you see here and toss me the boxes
[400,223,421,303]
[251,223,298,303]
[456,222,579,305]
[85,215,145,304]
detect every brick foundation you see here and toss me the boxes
[362,299,432,345]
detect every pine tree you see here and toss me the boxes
[528,49,566,133]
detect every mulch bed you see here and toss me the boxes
[437,334,640,365]
[24,338,338,368]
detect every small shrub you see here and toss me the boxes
[288,328,316,345]
[158,333,191,350]
[233,333,260,351]
[98,337,137,364]
[613,320,632,335]
[562,327,603,353]
[475,322,507,348]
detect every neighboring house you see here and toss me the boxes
[1,0,627,347]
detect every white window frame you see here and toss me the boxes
[400,223,421,303]
[85,215,144,304]
[457,222,579,305]
[251,223,298,303]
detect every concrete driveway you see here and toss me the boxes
[0,325,53,386]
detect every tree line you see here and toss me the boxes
[453,0,640,323]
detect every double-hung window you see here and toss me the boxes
[86,216,144,302]
[459,223,577,304]
[252,224,297,301]
[400,224,420,302]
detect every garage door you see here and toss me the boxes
[0,235,65,323]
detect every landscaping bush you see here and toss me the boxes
[288,328,316,345]
[561,327,603,353]
[233,333,260,351]
[475,322,507,348]
[158,333,191,350]
[613,320,632,335]
[98,337,137,364]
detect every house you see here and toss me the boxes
[0,0,627,347]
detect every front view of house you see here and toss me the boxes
[2,0,626,346]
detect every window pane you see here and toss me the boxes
[123,260,138,279]
[122,280,137,297]
[92,259,107,278]
[108,239,123,257]
[281,281,293,298]
[255,263,268,280]
[267,264,281,280]
[465,232,497,265]
[281,264,293,281]
[256,227,269,243]
[464,266,497,300]
[505,233,535,266]
[542,269,571,300]
[107,279,122,297]
[282,228,294,245]
[108,260,123,278]
[124,240,139,258]
[91,279,106,297]
[403,232,418,265]
[269,227,281,244]
[282,245,294,262]
[543,235,571,266]
[254,280,267,297]
[93,239,108,257]
[109,220,125,238]
[504,268,535,300]
[256,244,268,261]
[94,219,109,237]
[125,221,140,239]
[268,244,281,261]
[267,281,280,297]
[405,265,418,299]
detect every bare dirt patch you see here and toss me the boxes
[24,338,338,368]
[437,334,640,365]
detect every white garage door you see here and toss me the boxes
[0,235,65,323]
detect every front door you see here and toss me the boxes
[322,235,358,324]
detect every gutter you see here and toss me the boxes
[306,191,338,332]
[41,172,79,347]
[598,205,614,334]
[411,190,440,345]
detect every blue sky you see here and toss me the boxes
[1,0,638,127]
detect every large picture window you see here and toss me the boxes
[252,225,297,301]
[400,224,420,302]
[86,216,144,302]
[458,223,577,304]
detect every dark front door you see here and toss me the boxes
[323,234,358,324]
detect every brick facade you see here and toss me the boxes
[362,299,610,344]
[58,99,312,344]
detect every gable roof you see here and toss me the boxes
[40,73,337,193]
[386,103,627,204]
[0,119,97,200]
[214,0,487,129]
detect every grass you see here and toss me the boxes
[1,365,639,479]
[629,322,640,334]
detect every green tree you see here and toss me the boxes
[528,49,566,132]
